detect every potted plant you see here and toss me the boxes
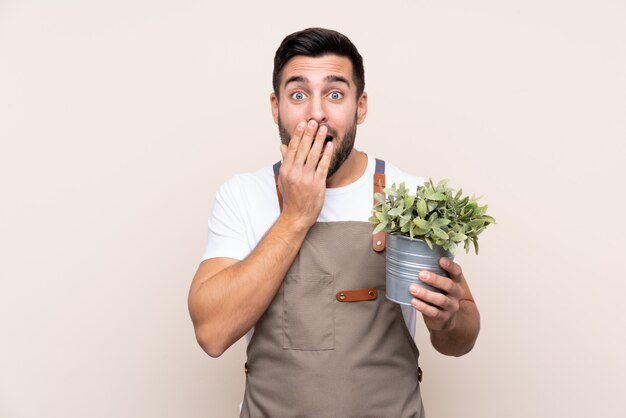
[369,179,495,305]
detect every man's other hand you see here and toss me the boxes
[408,258,467,332]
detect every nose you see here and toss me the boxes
[307,95,328,124]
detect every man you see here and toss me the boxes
[188,28,480,417]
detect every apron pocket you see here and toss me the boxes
[282,274,334,351]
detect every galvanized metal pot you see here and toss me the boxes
[385,234,453,305]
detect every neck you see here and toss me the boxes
[325,148,368,188]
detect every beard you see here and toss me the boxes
[278,115,358,179]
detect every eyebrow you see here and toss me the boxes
[284,75,351,88]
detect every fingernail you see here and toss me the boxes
[318,125,327,134]
[297,122,306,130]
[409,284,419,294]
[420,271,430,281]
[308,120,317,128]
[441,258,449,267]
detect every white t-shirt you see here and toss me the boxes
[202,153,425,342]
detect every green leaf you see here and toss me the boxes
[468,219,485,229]
[416,199,427,218]
[432,218,451,228]
[404,195,415,209]
[425,191,446,201]
[372,221,387,235]
[465,202,478,211]
[474,205,488,217]
[388,207,403,217]
[482,215,496,224]
[384,186,398,197]
[449,232,468,242]
[427,201,439,212]
[424,237,434,250]
[432,226,449,240]
[413,227,430,236]
[413,218,430,229]
[375,211,388,222]
[374,192,386,204]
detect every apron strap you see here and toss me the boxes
[272,161,283,213]
[272,158,386,252]
[373,158,386,252]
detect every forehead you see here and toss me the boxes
[280,54,354,87]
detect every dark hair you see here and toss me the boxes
[272,27,365,99]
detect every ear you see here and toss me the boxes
[356,91,368,124]
[270,92,279,124]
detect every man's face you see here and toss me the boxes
[270,54,368,178]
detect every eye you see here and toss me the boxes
[328,91,343,100]
[290,91,306,101]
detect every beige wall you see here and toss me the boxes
[1,1,625,417]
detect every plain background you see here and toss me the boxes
[1,0,625,417]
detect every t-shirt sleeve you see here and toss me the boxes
[201,178,250,261]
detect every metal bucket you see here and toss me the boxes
[385,234,453,305]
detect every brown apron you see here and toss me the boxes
[240,160,424,418]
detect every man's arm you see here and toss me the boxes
[188,218,311,357]
[409,258,480,356]
[188,121,331,357]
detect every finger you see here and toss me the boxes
[411,297,449,322]
[418,270,463,298]
[409,284,458,312]
[314,140,333,181]
[439,257,464,282]
[305,125,327,170]
[294,120,318,166]
[284,121,306,167]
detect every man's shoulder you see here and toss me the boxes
[210,163,280,228]
[217,164,275,195]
